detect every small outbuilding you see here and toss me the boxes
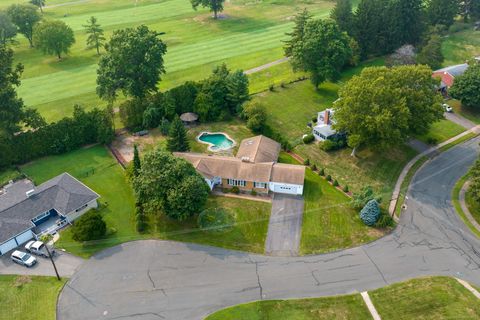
[180,112,199,125]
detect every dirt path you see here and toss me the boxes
[244,57,290,75]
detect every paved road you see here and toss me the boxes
[58,137,480,320]
[0,250,83,277]
[265,194,304,256]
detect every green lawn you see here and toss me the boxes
[465,186,480,227]
[416,119,465,145]
[206,277,480,320]
[442,28,480,66]
[205,294,371,320]
[369,277,480,319]
[18,145,270,257]
[450,99,480,125]
[0,168,23,187]
[279,152,389,254]
[452,174,480,239]
[5,0,334,122]
[0,275,66,320]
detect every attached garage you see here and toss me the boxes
[0,230,34,255]
[271,182,303,195]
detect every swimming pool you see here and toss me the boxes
[197,132,235,151]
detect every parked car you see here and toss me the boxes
[11,250,37,267]
[443,103,453,113]
[25,240,55,258]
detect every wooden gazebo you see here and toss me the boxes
[180,112,199,125]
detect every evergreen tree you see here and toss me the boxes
[167,116,190,152]
[390,0,425,47]
[354,0,389,57]
[83,16,105,55]
[133,144,141,177]
[427,0,458,27]
[360,199,380,226]
[330,0,354,35]
[284,9,312,57]
[416,35,444,69]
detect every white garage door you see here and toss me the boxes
[274,184,297,195]
[15,230,34,246]
[0,239,18,255]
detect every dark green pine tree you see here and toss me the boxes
[167,116,190,152]
[390,0,425,47]
[330,0,354,35]
[354,0,387,57]
[133,144,141,177]
[283,8,312,58]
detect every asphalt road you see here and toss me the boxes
[265,194,304,256]
[58,137,480,320]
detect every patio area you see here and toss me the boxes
[33,212,68,237]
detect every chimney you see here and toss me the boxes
[324,110,330,125]
[26,189,35,198]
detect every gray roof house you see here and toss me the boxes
[0,173,99,255]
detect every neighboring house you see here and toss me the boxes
[432,63,469,94]
[0,173,99,255]
[175,135,305,195]
[313,109,338,141]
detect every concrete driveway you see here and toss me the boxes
[265,194,304,256]
[445,112,476,129]
[0,249,84,277]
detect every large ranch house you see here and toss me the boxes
[175,135,306,195]
[0,173,99,255]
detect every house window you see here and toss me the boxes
[227,179,246,187]
[254,182,267,189]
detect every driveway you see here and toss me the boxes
[265,194,304,256]
[445,112,476,129]
[57,137,480,320]
[0,250,84,277]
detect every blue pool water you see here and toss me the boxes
[198,132,234,151]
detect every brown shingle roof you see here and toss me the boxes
[236,135,281,163]
[271,163,306,185]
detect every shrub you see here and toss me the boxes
[326,174,332,181]
[319,168,325,176]
[426,137,438,145]
[222,188,230,193]
[269,84,275,91]
[71,211,107,242]
[360,199,381,226]
[311,164,317,171]
[251,189,257,196]
[319,139,346,151]
[159,118,170,135]
[303,158,310,166]
[448,22,470,33]
[231,186,240,194]
[280,82,286,88]
[352,186,382,209]
[333,179,339,187]
[343,185,349,193]
[198,208,235,233]
[375,212,395,228]
[135,204,146,233]
[303,134,315,144]
[312,116,318,123]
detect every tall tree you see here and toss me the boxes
[0,46,44,137]
[190,0,225,19]
[330,0,354,35]
[33,20,75,59]
[353,0,389,57]
[416,35,444,69]
[459,0,480,21]
[284,9,312,57]
[167,116,190,152]
[333,65,443,152]
[133,144,141,177]
[289,19,352,87]
[132,148,209,220]
[83,16,105,55]
[6,4,41,47]
[0,11,17,47]
[450,63,480,109]
[390,0,425,46]
[427,0,459,27]
[30,0,46,13]
[97,25,167,102]
[225,69,249,114]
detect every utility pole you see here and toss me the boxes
[45,244,61,281]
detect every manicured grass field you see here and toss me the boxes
[452,174,480,239]
[19,145,270,257]
[5,0,334,122]
[205,294,371,320]
[278,152,389,254]
[416,119,465,145]
[369,277,480,319]
[465,187,480,226]
[206,277,480,320]
[0,275,66,320]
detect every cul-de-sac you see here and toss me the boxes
[1,0,480,319]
